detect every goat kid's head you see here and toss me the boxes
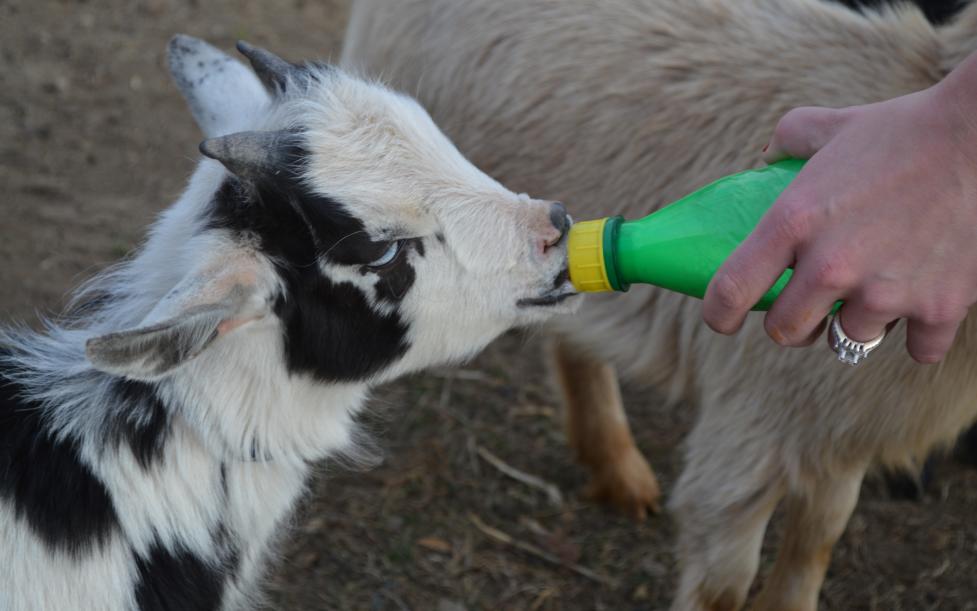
[84,35,576,386]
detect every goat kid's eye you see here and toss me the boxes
[368,241,402,269]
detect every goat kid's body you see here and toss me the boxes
[1,35,574,610]
[343,1,977,609]
[0,161,366,611]
[0,373,315,610]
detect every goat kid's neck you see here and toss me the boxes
[158,319,371,466]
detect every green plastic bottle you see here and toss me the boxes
[567,158,804,309]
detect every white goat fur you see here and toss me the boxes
[0,35,573,610]
[342,1,977,609]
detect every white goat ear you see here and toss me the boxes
[167,34,271,138]
[86,258,271,380]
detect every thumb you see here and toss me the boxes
[763,106,849,164]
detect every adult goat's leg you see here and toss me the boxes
[753,467,865,611]
[549,337,661,519]
[670,409,786,611]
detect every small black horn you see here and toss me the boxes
[199,130,295,179]
[236,41,298,94]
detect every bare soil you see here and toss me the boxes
[2,2,976,610]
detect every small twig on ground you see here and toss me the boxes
[924,557,952,579]
[467,435,482,478]
[467,513,615,587]
[529,587,557,611]
[519,516,549,538]
[531,503,592,520]
[476,445,563,506]
[374,588,411,611]
[439,374,454,411]
[510,404,557,419]
[428,368,504,384]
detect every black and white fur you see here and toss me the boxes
[0,35,575,610]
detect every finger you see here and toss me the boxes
[905,318,962,364]
[835,301,893,344]
[763,270,837,347]
[703,225,795,335]
[705,174,830,335]
[780,314,829,348]
[762,106,848,164]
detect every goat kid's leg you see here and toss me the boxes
[752,467,865,611]
[550,338,661,520]
[669,418,786,611]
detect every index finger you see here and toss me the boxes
[703,205,799,334]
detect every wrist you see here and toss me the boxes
[931,53,977,147]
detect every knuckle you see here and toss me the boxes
[771,198,814,244]
[859,286,901,318]
[808,253,856,292]
[711,271,750,313]
[917,301,965,327]
[808,106,845,132]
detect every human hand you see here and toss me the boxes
[703,55,977,363]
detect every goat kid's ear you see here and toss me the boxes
[86,259,271,380]
[167,34,271,138]
[86,304,233,380]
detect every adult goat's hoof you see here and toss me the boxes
[584,445,662,521]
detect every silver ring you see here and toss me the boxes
[828,314,886,366]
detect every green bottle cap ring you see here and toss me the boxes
[602,216,627,292]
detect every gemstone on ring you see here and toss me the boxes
[828,314,886,366]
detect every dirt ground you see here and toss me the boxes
[2,1,976,610]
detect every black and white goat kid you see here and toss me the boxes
[0,36,575,610]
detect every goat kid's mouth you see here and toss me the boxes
[517,292,577,307]
[517,267,578,307]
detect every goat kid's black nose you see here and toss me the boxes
[549,201,569,237]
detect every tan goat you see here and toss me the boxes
[342,1,977,609]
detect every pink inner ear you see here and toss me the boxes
[217,315,261,336]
